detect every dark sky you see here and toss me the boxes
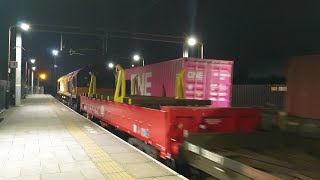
[1,0,320,82]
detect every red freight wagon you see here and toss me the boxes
[80,96,260,159]
[125,58,233,107]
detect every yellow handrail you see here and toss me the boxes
[175,68,186,99]
[88,72,96,96]
[114,65,127,103]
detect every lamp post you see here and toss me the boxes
[31,66,36,94]
[186,36,204,59]
[6,22,30,107]
[133,54,145,66]
[51,49,59,84]
[25,59,35,94]
[37,73,47,94]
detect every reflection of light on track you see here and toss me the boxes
[214,166,225,172]
[84,125,97,134]
[61,108,67,111]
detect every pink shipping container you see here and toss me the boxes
[125,58,233,107]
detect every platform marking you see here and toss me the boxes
[84,125,98,134]
[52,104,135,180]
[61,107,67,111]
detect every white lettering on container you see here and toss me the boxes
[130,72,152,96]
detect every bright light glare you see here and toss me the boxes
[187,37,197,46]
[39,73,47,80]
[54,64,58,68]
[131,64,135,67]
[32,67,36,71]
[20,23,30,31]
[59,84,65,92]
[30,59,35,64]
[108,62,114,69]
[133,54,140,61]
[214,166,225,172]
[52,49,59,56]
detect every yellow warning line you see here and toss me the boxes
[52,104,135,180]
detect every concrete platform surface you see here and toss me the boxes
[0,94,187,180]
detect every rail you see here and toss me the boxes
[183,132,320,179]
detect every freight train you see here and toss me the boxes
[57,60,320,179]
[79,64,260,160]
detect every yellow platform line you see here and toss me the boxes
[52,104,135,180]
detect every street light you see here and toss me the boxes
[51,49,59,83]
[52,49,59,56]
[8,22,30,65]
[186,36,204,59]
[133,54,140,61]
[37,73,47,94]
[6,22,31,107]
[26,58,36,95]
[108,62,114,69]
[39,73,47,80]
[20,23,30,31]
[31,66,36,94]
[187,37,197,46]
[132,54,145,66]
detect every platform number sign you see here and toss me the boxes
[9,61,18,68]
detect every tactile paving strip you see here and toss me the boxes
[52,104,135,180]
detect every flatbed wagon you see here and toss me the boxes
[80,94,260,160]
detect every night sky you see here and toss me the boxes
[1,0,320,87]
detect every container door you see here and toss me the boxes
[206,63,232,107]
[184,61,206,100]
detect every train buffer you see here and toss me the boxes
[0,94,186,180]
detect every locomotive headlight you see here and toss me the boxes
[60,84,65,92]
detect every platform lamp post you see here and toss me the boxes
[186,36,204,59]
[37,73,47,94]
[6,22,30,107]
[51,49,59,86]
[31,66,36,94]
[26,58,35,94]
[133,54,145,66]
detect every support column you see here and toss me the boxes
[31,71,34,94]
[37,77,39,94]
[60,33,63,51]
[15,31,22,106]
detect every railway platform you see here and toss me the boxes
[0,94,186,180]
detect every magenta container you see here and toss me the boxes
[125,58,233,107]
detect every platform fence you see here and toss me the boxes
[232,84,286,108]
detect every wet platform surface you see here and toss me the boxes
[0,95,186,180]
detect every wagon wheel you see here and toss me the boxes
[133,138,146,152]
[128,137,139,147]
[146,146,160,160]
